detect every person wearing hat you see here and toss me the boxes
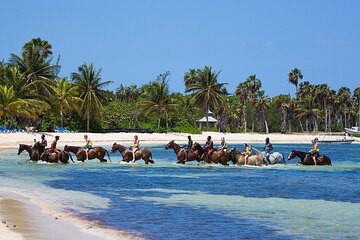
[308,138,319,165]
[50,136,61,161]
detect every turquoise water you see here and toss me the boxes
[1,143,360,239]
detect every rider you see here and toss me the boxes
[84,135,93,160]
[263,137,273,161]
[309,138,319,165]
[242,143,252,165]
[132,135,140,162]
[204,136,215,155]
[38,134,48,155]
[185,135,193,161]
[218,137,227,152]
[50,136,61,161]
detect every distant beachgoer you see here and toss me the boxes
[204,136,214,155]
[132,135,140,162]
[84,135,93,160]
[51,136,61,161]
[218,137,227,151]
[309,139,319,165]
[243,143,252,165]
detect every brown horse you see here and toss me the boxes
[192,142,230,165]
[32,142,73,163]
[287,150,332,166]
[228,147,263,166]
[111,143,154,164]
[165,140,200,164]
[64,145,111,162]
[18,144,39,161]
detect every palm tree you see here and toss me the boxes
[337,87,351,128]
[273,94,292,133]
[288,68,303,94]
[235,81,251,133]
[354,87,360,127]
[71,63,113,132]
[138,72,177,132]
[0,85,34,124]
[295,95,322,132]
[246,75,262,132]
[254,90,270,133]
[50,78,82,128]
[314,84,330,132]
[185,66,227,131]
[9,38,58,96]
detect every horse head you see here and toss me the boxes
[165,140,175,149]
[110,143,118,153]
[111,143,126,153]
[18,144,26,155]
[287,150,296,160]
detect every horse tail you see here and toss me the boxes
[106,150,112,162]
[150,151,153,160]
[68,152,75,163]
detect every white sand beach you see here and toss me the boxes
[0,131,358,239]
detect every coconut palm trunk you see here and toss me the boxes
[60,106,64,128]
[157,113,161,132]
[263,111,269,134]
[242,104,247,133]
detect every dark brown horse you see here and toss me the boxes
[165,140,200,164]
[111,143,154,164]
[18,144,39,161]
[228,147,263,166]
[192,142,230,165]
[32,142,73,163]
[64,145,111,162]
[287,150,332,165]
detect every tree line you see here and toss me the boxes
[0,38,359,133]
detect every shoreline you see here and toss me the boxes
[1,131,359,150]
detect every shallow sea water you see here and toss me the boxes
[1,143,360,239]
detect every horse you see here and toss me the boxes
[165,140,200,164]
[287,150,332,166]
[64,145,111,162]
[259,151,286,165]
[228,147,263,166]
[111,143,154,164]
[192,142,230,165]
[18,144,40,161]
[32,142,74,163]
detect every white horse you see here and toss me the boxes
[259,151,285,165]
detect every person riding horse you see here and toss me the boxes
[243,143,252,165]
[309,138,319,165]
[204,136,215,156]
[50,136,61,161]
[218,137,227,152]
[185,135,193,161]
[263,137,273,162]
[132,135,140,162]
[84,135,93,161]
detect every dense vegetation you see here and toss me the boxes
[1,38,359,133]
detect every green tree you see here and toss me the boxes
[337,87,351,128]
[354,87,360,127]
[184,66,227,131]
[273,94,292,133]
[71,63,113,132]
[254,90,270,133]
[295,95,321,132]
[9,38,58,96]
[246,75,262,132]
[138,72,177,132]
[235,80,251,133]
[288,68,303,94]
[50,78,82,128]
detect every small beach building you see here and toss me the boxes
[198,110,218,129]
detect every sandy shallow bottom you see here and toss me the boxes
[0,191,140,240]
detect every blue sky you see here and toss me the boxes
[1,0,359,97]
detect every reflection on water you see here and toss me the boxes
[1,143,360,239]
